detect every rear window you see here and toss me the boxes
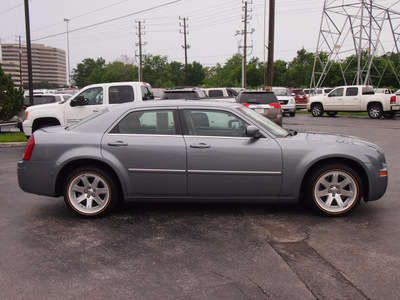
[238,92,278,104]
[162,91,200,99]
[292,89,305,95]
[362,87,375,95]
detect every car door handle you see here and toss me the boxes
[190,143,211,149]
[108,141,128,147]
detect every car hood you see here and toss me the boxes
[293,131,383,153]
[26,101,64,112]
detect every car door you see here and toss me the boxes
[181,108,283,198]
[324,87,344,110]
[342,87,361,111]
[64,86,105,126]
[102,108,187,197]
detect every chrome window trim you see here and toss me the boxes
[108,133,183,138]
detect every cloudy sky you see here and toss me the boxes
[0,0,399,71]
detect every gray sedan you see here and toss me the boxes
[17,100,388,217]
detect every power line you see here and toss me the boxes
[32,0,182,42]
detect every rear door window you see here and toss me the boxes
[109,86,134,104]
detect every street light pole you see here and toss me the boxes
[64,18,71,87]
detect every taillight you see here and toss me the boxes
[241,103,250,106]
[23,135,35,161]
[270,102,281,109]
[390,96,396,104]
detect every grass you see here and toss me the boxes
[0,132,28,143]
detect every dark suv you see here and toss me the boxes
[237,90,282,126]
[161,87,207,100]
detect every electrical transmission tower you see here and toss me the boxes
[311,0,400,90]
[236,1,254,88]
[179,17,190,86]
[135,20,146,81]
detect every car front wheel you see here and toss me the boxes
[311,103,324,117]
[63,166,119,217]
[306,164,363,216]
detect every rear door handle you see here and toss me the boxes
[190,143,211,149]
[108,141,128,147]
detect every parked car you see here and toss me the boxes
[152,88,165,100]
[237,90,282,125]
[18,100,388,217]
[374,88,395,94]
[272,87,296,117]
[161,87,207,99]
[307,85,399,119]
[304,87,334,97]
[204,87,238,98]
[290,88,308,108]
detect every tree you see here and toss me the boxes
[0,66,24,121]
[72,58,106,88]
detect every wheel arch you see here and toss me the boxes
[32,117,61,132]
[55,159,124,198]
[299,157,369,201]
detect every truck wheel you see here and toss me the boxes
[305,164,363,216]
[63,166,120,217]
[311,103,324,117]
[368,104,383,119]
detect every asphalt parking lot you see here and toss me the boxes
[1,113,399,299]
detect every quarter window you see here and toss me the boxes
[183,109,248,137]
[111,110,176,135]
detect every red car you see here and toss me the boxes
[290,89,308,107]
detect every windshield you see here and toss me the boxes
[237,106,288,137]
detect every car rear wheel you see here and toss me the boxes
[311,103,324,117]
[383,111,396,119]
[327,111,338,117]
[306,164,363,216]
[289,112,295,117]
[368,104,383,119]
[63,166,119,217]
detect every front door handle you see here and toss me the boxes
[108,141,128,147]
[190,143,211,149]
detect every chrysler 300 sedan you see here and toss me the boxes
[18,100,388,217]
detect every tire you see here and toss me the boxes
[63,166,119,217]
[290,112,296,117]
[327,111,338,117]
[383,111,396,119]
[311,103,324,117]
[368,104,383,119]
[305,164,363,216]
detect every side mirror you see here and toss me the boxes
[70,95,86,107]
[246,125,261,138]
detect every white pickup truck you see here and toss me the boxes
[23,82,154,137]
[307,85,400,119]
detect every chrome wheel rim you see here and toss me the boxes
[67,172,110,215]
[369,107,381,118]
[312,105,322,116]
[313,170,358,214]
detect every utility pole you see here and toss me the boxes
[24,0,34,106]
[179,17,190,86]
[265,0,275,90]
[64,18,71,87]
[135,20,145,81]
[236,1,254,89]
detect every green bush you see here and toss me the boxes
[0,66,24,121]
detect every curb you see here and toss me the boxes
[0,142,27,148]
